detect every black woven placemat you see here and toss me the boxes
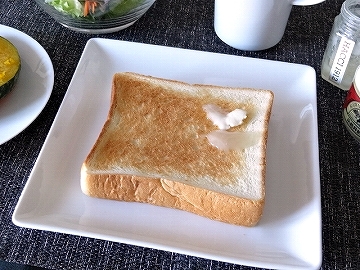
[0,0,359,269]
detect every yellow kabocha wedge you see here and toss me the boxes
[0,36,21,99]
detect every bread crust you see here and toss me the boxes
[81,166,264,227]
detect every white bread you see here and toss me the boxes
[81,72,274,226]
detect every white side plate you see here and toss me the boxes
[0,24,54,145]
[13,38,322,270]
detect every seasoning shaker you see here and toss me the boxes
[343,66,360,142]
[321,0,360,90]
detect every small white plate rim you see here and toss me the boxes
[0,24,54,145]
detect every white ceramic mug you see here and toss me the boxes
[214,0,326,51]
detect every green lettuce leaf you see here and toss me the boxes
[45,0,83,17]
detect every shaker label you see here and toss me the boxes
[329,36,355,85]
[343,82,360,141]
[343,101,360,140]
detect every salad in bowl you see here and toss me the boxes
[36,0,156,33]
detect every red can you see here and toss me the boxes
[343,66,360,141]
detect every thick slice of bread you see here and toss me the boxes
[81,72,274,226]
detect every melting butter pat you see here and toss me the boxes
[206,130,261,151]
[202,104,260,151]
[203,104,247,130]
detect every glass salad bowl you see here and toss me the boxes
[35,0,156,33]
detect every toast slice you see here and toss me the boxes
[81,72,274,226]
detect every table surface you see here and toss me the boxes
[0,0,359,269]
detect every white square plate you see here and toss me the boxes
[13,38,322,270]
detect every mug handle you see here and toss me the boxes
[292,0,326,6]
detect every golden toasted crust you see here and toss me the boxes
[81,167,264,227]
[86,74,250,182]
